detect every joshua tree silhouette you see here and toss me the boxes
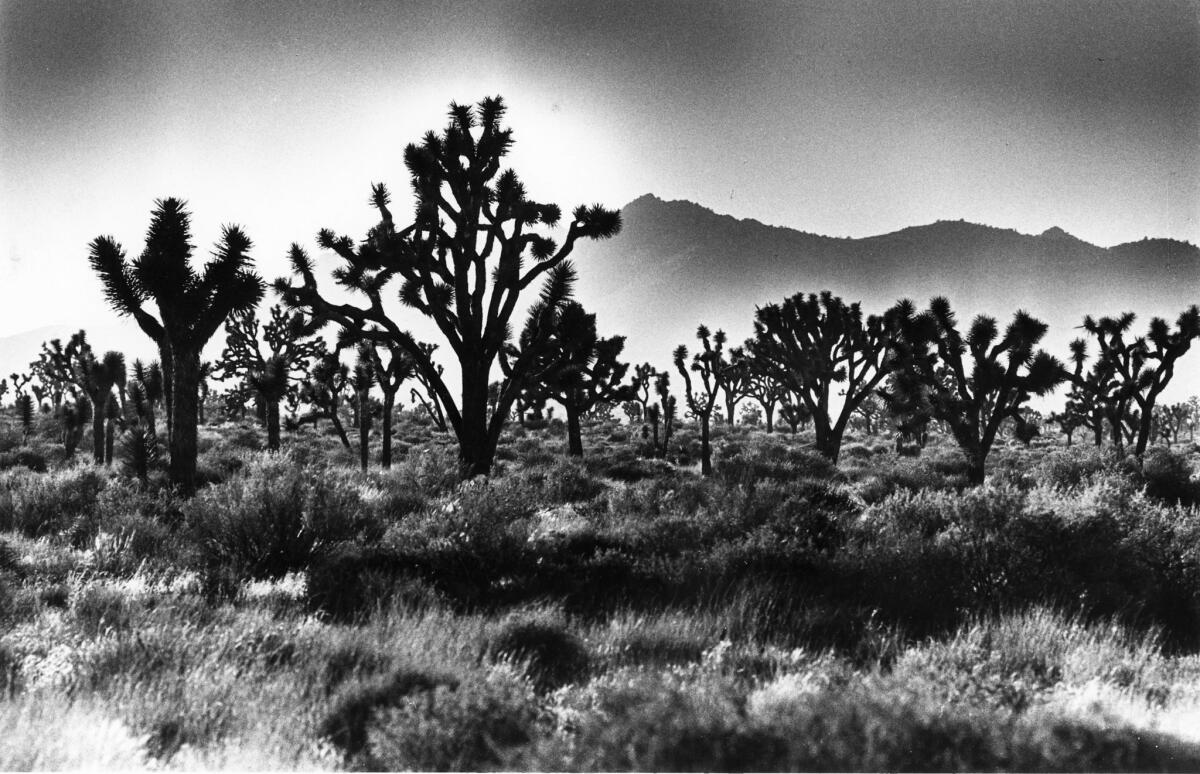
[894,298,1064,484]
[674,326,727,476]
[1065,307,1200,457]
[214,305,325,451]
[74,349,126,465]
[275,96,621,476]
[88,198,264,490]
[750,291,910,462]
[521,299,634,456]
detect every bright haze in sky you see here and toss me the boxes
[1,0,1198,346]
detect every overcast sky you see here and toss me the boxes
[1,0,1198,340]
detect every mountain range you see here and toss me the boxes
[572,194,1200,403]
[0,194,1195,406]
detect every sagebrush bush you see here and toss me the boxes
[185,455,370,582]
[367,667,538,771]
[487,609,591,692]
[0,467,106,538]
[1139,447,1198,506]
[319,667,459,759]
[1035,445,1109,489]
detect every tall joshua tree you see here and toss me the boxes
[895,298,1064,484]
[275,96,621,476]
[88,198,264,490]
[522,299,634,456]
[674,325,726,475]
[214,305,325,451]
[749,291,909,462]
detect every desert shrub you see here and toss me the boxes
[319,667,459,759]
[533,457,606,503]
[306,544,443,622]
[1139,447,1198,506]
[0,467,106,538]
[72,583,135,636]
[185,456,370,583]
[0,450,47,473]
[1035,446,1109,489]
[487,609,591,691]
[367,668,538,771]
[533,668,784,772]
[840,443,873,461]
[856,454,971,505]
[716,441,840,488]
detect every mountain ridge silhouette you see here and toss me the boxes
[573,193,1199,403]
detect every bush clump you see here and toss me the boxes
[487,609,591,692]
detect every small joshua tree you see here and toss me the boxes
[89,197,264,490]
[214,305,325,451]
[356,337,417,468]
[75,349,126,465]
[521,300,634,456]
[15,394,34,442]
[296,353,352,448]
[674,325,725,476]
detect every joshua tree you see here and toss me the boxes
[1065,307,1200,457]
[351,344,375,472]
[9,372,33,400]
[719,347,754,425]
[129,360,165,438]
[778,394,812,434]
[894,298,1064,484]
[521,300,634,456]
[15,394,35,441]
[743,352,788,433]
[356,337,417,468]
[649,371,677,459]
[275,96,621,476]
[31,333,88,412]
[630,363,658,421]
[88,198,264,490]
[749,291,910,462]
[75,349,126,465]
[57,399,90,457]
[674,325,725,475]
[295,353,352,447]
[214,305,325,451]
[852,393,887,436]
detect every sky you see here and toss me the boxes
[2,0,1198,359]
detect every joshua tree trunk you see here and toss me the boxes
[459,362,493,476]
[700,415,712,476]
[357,394,370,472]
[330,409,351,450]
[725,399,736,426]
[381,391,395,468]
[169,349,202,493]
[104,418,115,466]
[764,403,775,434]
[566,402,584,456]
[266,399,281,451]
[91,405,106,464]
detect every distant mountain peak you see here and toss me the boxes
[1041,226,1077,240]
